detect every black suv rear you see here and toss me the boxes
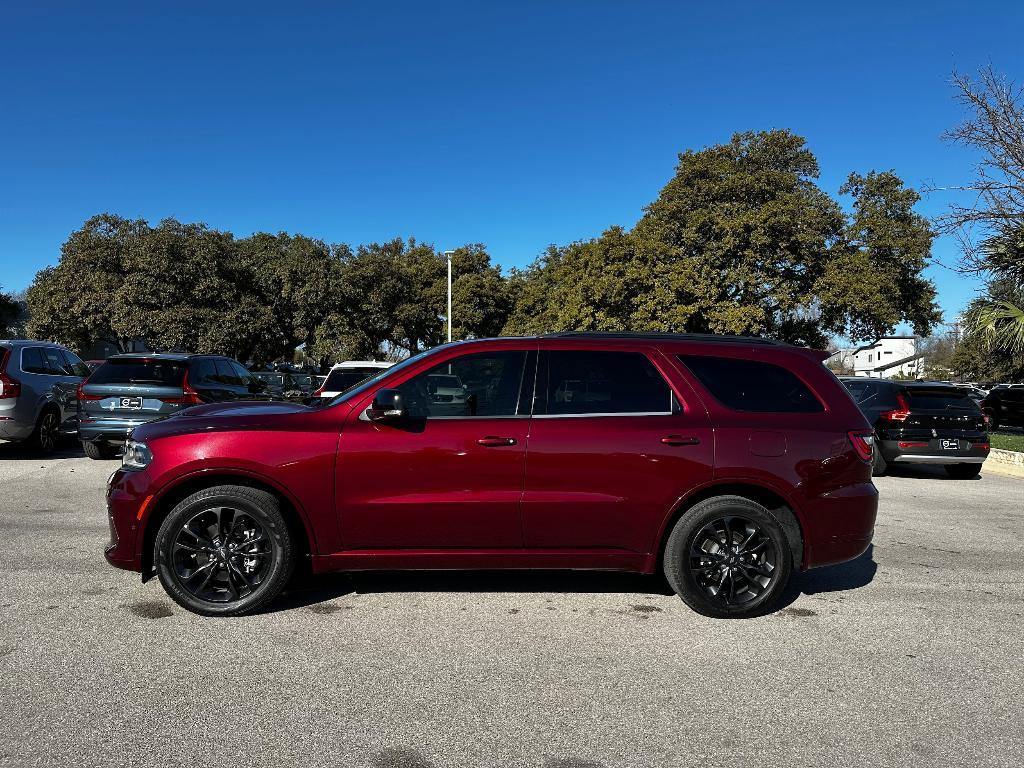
[78,354,273,459]
[841,378,990,478]
[981,385,1024,431]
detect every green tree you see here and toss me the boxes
[319,239,514,360]
[0,287,19,338]
[27,214,146,352]
[505,130,940,346]
[815,171,941,342]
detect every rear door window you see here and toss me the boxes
[539,351,674,416]
[678,355,824,413]
[88,359,188,386]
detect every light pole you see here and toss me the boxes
[444,250,455,343]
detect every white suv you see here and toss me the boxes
[314,360,393,398]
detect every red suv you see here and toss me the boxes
[104,333,877,618]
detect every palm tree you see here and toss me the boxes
[967,299,1024,354]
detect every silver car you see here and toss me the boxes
[0,339,89,454]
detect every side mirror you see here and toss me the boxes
[366,388,406,421]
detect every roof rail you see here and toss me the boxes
[540,331,785,346]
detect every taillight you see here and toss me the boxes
[848,430,874,463]
[898,441,928,449]
[76,381,103,401]
[0,350,22,399]
[160,371,201,405]
[881,392,911,422]
[977,442,990,451]
[0,372,20,399]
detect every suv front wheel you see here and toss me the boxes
[663,496,793,619]
[154,485,295,616]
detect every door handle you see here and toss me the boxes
[477,436,517,447]
[661,435,700,446]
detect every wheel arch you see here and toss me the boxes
[654,482,805,573]
[139,470,315,581]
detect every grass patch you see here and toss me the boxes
[991,433,1024,452]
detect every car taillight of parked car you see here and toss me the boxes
[881,392,911,422]
[847,431,874,463]
[76,381,103,401]
[158,371,202,405]
[0,371,20,399]
[0,350,20,399]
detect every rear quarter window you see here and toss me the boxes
[678,355,824,413]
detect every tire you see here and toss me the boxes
[871,440,888,477]
[154,485,295,616]
[663,495,793,619]
[82,440,116,460]
[945,463,981,480]
[28,408,60,455]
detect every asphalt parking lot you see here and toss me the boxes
[1,443,1022,768]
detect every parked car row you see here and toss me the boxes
[0,339,395,458]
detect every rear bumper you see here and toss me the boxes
[801,481,878,570]
[0,418,33,441]
[879,437,989,466]
[893,454,986,464]
[80,416,157,443]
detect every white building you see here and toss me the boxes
[852,336,922,378]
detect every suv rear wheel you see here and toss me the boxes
[28,408,60,455]
[154,485,295,616]
[945,463,981,480]
[663,495,793,619]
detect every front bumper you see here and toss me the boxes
[104,468,149,571]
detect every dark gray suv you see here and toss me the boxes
[0,340,89,454]
[78,353,273,459]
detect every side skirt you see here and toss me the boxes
[312,549,654,574]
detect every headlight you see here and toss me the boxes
[122,440,153,471]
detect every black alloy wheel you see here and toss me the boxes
[32,410,59,455]
[688,515,779,607]
[171,506,273,603]
[663,495,793,618]
[155,485,295,616]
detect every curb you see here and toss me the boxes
[985,448,1024,479]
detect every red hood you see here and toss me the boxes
[130,399,346,442]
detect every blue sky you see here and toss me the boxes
[2,1,1022,333]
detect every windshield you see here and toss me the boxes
[325,347,442,407]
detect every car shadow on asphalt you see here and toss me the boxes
[272,545,878,615]
[0,439,87,460]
